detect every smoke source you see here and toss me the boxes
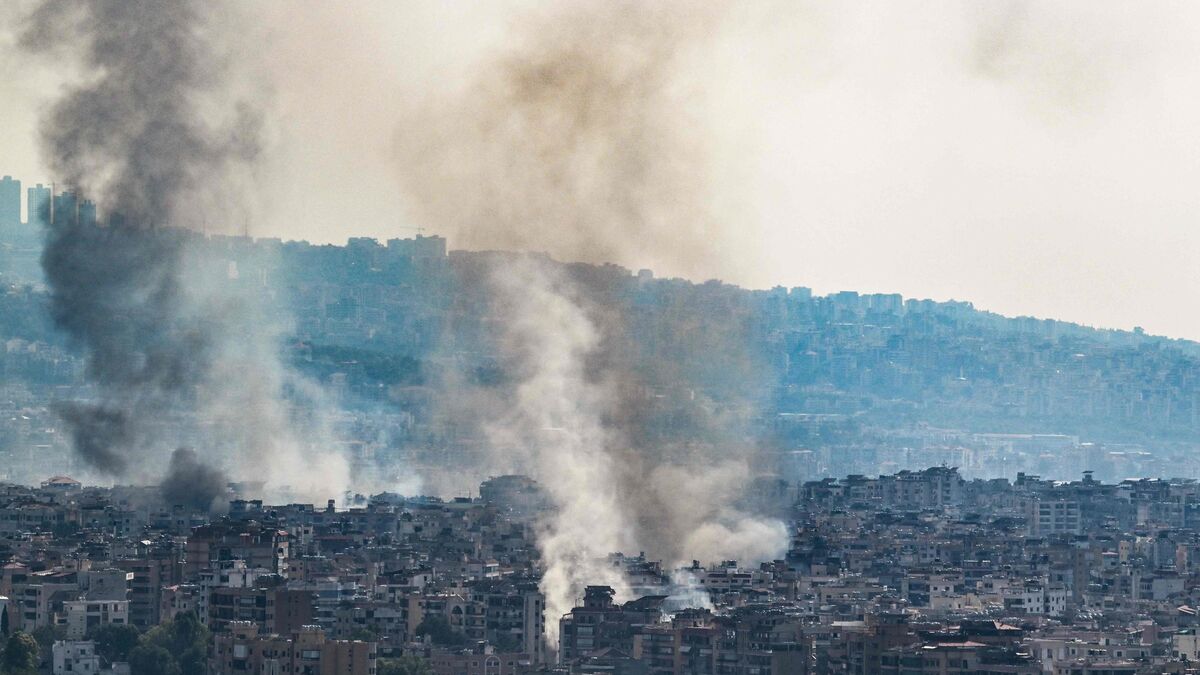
[161,447,229,514]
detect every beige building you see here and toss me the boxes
[63,599,130,639]
[211,622,376,675]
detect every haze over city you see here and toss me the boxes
[3,1,1200,338]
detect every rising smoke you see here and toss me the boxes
[20,0,347,500]
[486,259,636,625]
[394,1,732,278]
[392,0,789,638]
[161,447,228,514]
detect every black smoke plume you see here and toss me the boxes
[161,447,229,513]
[52,402,132,475]
[20,0,257,480]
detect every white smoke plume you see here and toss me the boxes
[667,569,715,613]
[485,257,634,637]
[390,2,790,646]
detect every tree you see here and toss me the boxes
[123,613,209,675]
[177,645,208,675]
[414,615,467,647]
[29,625,61,658]
[2,631,39,675]
[378,655,434,675]
[1,606,9,637]
[143,611,208,655]
[127,644,181,675]
[88,623,142,664]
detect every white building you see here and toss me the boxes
[63,599,129,639]
[1025,497,1082,536]
[52,640,101,675]
[1045,583,1069,617]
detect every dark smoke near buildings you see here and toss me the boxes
[18,0,347,499]
[19,0,784,638]
[18,0,250,484]
[40,220,201,476]
[52,402,133,475]
[160,447,229,514]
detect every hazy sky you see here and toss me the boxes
[3,1,1200,339]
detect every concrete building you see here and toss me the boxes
[1174,629,1200,661]
[159,584,199,623]
[63,599,130,639]
[0,176,18,229]
[117,551,181,628]
[427,645,535,675]
[211,622,377,675]
[26,183,50,227]
[880,643,1039,674]
[52,640,101,675]
[185,522,289,579]
[1025,497,1082,536]
[13,569,79,631]
[80,568,133,602]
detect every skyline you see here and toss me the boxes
[0,169,1189,346]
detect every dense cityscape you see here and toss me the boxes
[8,463,1200,673]
[5,175,1200,674]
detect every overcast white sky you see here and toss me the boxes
[3,1,1200,339]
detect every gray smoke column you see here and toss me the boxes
[394,1,736,279]
[20,0,348,499]
[52,402,133,474]
[393,0,788,643]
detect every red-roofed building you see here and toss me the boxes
[39,476,81,492]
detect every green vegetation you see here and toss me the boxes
[127,644,180,675]
[1,631,39,675]
[29,626,61,660]
[414,615,467,647]
[88,623,142,664]
[76,612,208,674]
